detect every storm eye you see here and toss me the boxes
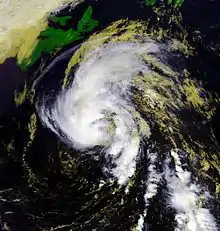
[0,0,220,230]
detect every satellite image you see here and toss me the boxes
[0,0,219,230]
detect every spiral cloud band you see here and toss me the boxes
[0,0,219,229]
[38,24,219,230]
[39,41,158,184]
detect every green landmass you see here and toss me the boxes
[19,6,99,70]
[50,16,72,26]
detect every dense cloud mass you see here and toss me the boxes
[0,0,220,231]
[37,34,219,230]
